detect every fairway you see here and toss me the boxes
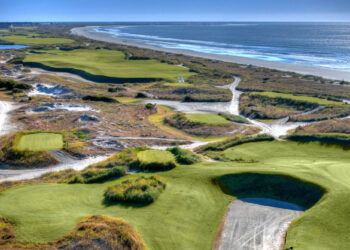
[14,133,64,151]
[185,113,231,125]
[0,141,350,249]
[24,49,194,82]
[0,35,74,45]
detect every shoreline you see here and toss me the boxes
[71,26,350,82]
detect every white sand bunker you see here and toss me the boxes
[31,103,96,113]
[28,83,73,97]
[217,198,303,250]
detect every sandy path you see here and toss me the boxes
[0,154,109,182]
[0,101,16,136]
[217,198,303,250]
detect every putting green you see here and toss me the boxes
[137,150,176,165]
[0,141,349,249]
[24,49,194,82]
[14,133,64,151]
[185,113,231,125]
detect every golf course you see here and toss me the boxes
[0,141,349,249]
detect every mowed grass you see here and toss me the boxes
[0,35,74,45]
[0,142,350,249]
[137,150,176,165]
[252,91,345,106]
[14,133,64,151]
[24,49,194,82]
[185,113,231,125]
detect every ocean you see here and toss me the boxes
[95,22,350,73]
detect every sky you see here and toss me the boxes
[1,0,350,22]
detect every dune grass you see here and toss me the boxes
[185,113,231,125]
[0,35,74,45]
[252,91,345,106]
[24,49,194,82]
[14,132,64,151]
[0,141,349,249]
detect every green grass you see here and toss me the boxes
[137,150,175,165]
[24,49,194,82]
[252,91,345,106]
[0,141,350,249]
[184,113,231,125]
[0,35,74,45]
[14,132,64,151]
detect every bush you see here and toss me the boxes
[104,176,166,205]
[167,147,200,165]
[56,215,146,250]
[82,95,117,103]
[134,150,176,171]
[0,78,31,92]
[68,166,127,184]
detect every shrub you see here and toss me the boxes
[167,147,200,165]
[134,150,176,171]
[68,166,126,184]
[218,112,250,124]
[82,95,117,103]
[104,176,166,205]
[0,78,31,92]
[56,215,145,250]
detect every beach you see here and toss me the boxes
[72,26,350,82]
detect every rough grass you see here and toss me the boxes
[184,113,231,125]
[167,147,200,165]
[1,35,74,45]
[24,49,194,82]
[0,142,349,249]
[104,176,166,205]
[14,132,64,152]
[135,150,176,171]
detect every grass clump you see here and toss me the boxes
[67,166,127,184]
[135,150,176,171]
[57,215,145,250]
[104,176,166,205]
[167,147,200,165]
[0,217,15,244]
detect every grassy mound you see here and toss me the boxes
[135,150,176,171]
[67,166,127,184]
[24,49,194,82]
[104,176,166,205]
[216,173,324,208]
[0,135,58,168]
[167,147,200,165]
[184,113,230,125]
[56,215,145,250]
[14,132,64,152]
[287,133,350,147]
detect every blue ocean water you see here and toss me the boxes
[96,22,350,72]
